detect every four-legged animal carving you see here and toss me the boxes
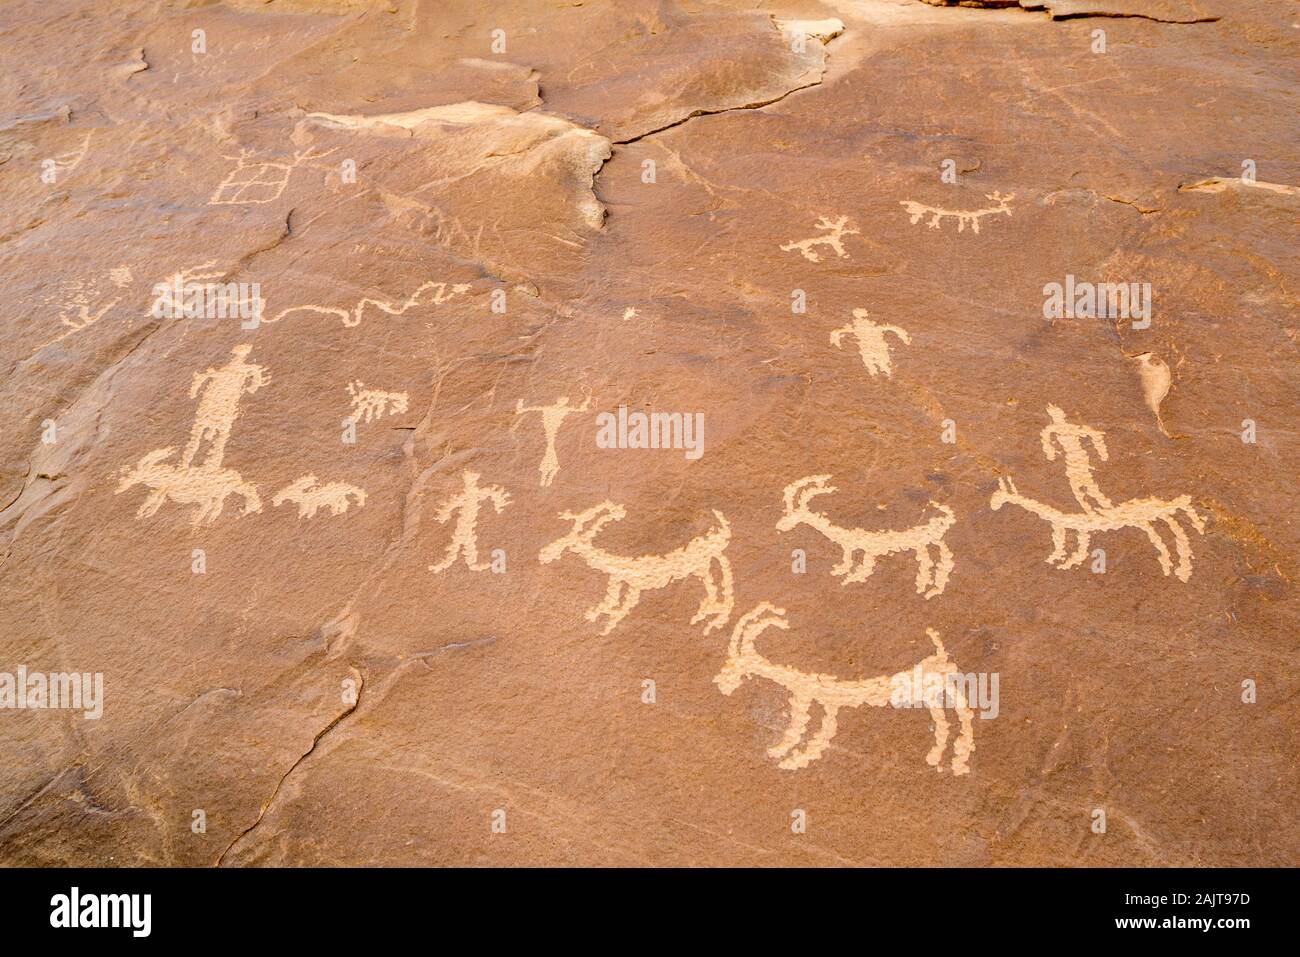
[715,604,974,773]
[990,476,1205,581]
[540,502,734,635]
[116,448,261,527]
[272,474,366,518]
[778,475,955,598]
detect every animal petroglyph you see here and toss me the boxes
[209,147,334,205]
[780,215,858,262]
[116,448,262,527]
[900,191,1013,234]
[715,605,974,774]
[428,470,511,573]
[265,280,470,328]
[540,502,733,635]
[49,132,91,177]
[830,309,911,377]
[182,344,269,470]
[778,475,955,598]
[273,475,367,518]
[347,381,409,424]
[515,390,592,487]
[992,407,1205,580]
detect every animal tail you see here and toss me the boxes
[712,510,731,537]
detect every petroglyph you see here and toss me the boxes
[540,502,733,635]
[1180,177,1300,198]
[265,280,470,328]
[347,381,409,424]
[778,475,955,598]
[900,192,1013,234]
[116,448,262,527]
[50,133,91,177]
[1130,353,1172,435]
[992,407,1205,580]
[181,344,269,469]
[272,475,366,519]
[780,215,858,262]
[514,390,592,486]
[209,147,335,205]
[830,308,910,378]
[715,605,974,774]
[428,470,511,573]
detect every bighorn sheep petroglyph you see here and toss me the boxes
[540,502,733,635]
[715,604,974,774]
[777,475,955,598]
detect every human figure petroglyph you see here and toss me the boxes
[540,502,733,635]
[264,280,471,328]
[1040,404,1112,513]
[116,448,262,527]
[181,344,269,469]
[778,475,955,598]
[830,309,911,378]
[428,470,511,573]
[715,604,974,774]
[347,381,409,424]
[272,475,367,518]
[209,147,335,205]
[514,390,592,487]
[780,215,858,262]
[899,192,1013,234]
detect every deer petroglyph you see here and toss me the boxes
[515,390,592,487]
[830,309,911,378]
[900,191,1013,234]
[778,475,955,598]
[780,215,858,262]
[715,604,974,773]
[272,475,367,518]
[428,470,511,573]
[540,502,734,635]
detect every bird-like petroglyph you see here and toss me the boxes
[778,475,955,598]
[272,475,367,518]
[715,604,974,774]
[540,502,734,635]
[265,280,471,327]
[991,406,1206,580]
[780,215,858,262]
[899,191,1013,234]
[515,390,591,487]
[428,470,511,574]
[347,381,409,424]
[209,147,334,205]
[830,308,911,378]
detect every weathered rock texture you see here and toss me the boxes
[0,0,1295,866]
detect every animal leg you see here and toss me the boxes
[1139,521,1174,576]
[926,540,953,598]
[1047,524,1067,564]
[138,489,167,518]
[830,546,855,578]
[781,705,840,770]
[427,540,461,573]
[914,545,934,596]
[768,690,813,763]
[586,578,623,623]
[842,552,876,585]
[1165,515,1195,582]
[1060,530,1090,570]
[926,698,951,770]
[601,585,640,635]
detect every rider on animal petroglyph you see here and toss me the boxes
[778,475,955,598]
[116,447,262,527]
[515,390,592,487]
[780,215,858,262]
[715,604,974,774]
[1040,403,1111,513]
[181,344,269,469]
[540,502,733,635]
[830,309,911,378]
[428,470,511,573]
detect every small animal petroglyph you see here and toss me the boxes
[715,604,974,774]
[830,308,911,377]
[899,192,1013,234]
[428,470,511,573]
[515,390,592,487]
[266,280,471,328]
[778,475,955,598]
[992,406,1205,580]
[780,215,858,262]
[272,475,367,518]
[540,502,733,635]
[347,381,409,424]
[116,448,261,527]
[209,147,335,205]
[182,344,270,470]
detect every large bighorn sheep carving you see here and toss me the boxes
[715,604,974,774]
[777,475,955,598]
[540,501,733,635]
